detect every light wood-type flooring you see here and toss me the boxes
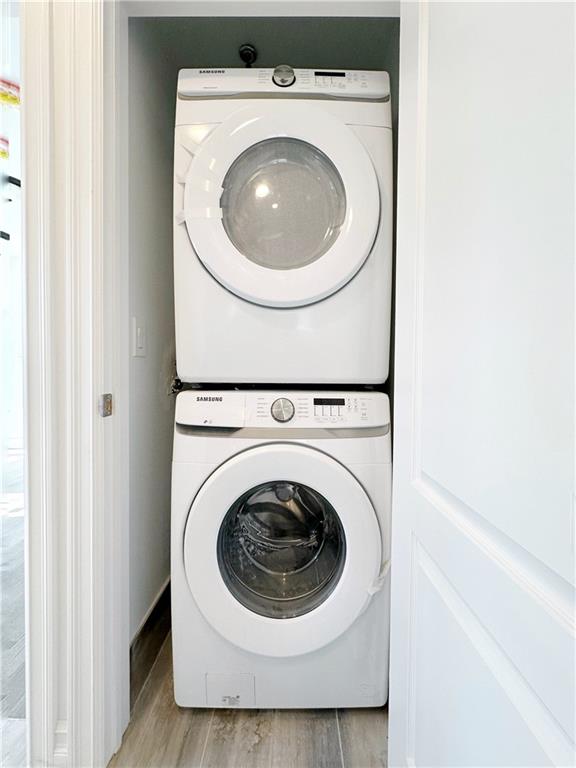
[109,635,388,768]
[1,504,26,768]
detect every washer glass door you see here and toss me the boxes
[183,444,382,657]
[217,480,346,619]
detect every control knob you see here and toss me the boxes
[271,398,295,423]
[272,64,296,88]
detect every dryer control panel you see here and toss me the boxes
[175,391,390,429]
[177,68,390,101]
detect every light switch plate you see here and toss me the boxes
[132,317,147,357]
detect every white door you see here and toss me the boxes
[180,102,380,307]
[390,3,574,766]
[184,443,383,657]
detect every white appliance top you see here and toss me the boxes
[175,391,390,430]
[177,67,390,101]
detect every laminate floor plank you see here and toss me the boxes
[109,636,212,768]
[1,514,26,720]
[201,709,274,768]
[269,709,343,768]
[0,717,27,768]
[109,635,387,768]
[338,708,388,768]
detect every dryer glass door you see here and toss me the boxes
[217,480,346,619]
[221,138,346,272]
[180,103,380,308]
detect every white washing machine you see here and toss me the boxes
[171,390,391,708]
[173,67,393,384]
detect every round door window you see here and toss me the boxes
[220,138,346,271]
[217,480,346,619]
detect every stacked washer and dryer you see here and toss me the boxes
[171,66,393,708]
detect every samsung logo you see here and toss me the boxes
[197,396,223,402]
[199,69,225,74]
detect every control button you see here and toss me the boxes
[271,398,295,423]
[272,65,296,88]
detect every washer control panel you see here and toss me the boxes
[175,391,390,429]
[178,68,390,101]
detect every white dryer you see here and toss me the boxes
[173,67,393,384]
[171,390,391,708]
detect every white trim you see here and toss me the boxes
[101,0,132,762]
[121,0,400,18]
[101,0,131,759]
[387,3,422,764]
[22,1,58,764]
[53,721,68,764]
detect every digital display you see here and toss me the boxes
[314,398,346,406]
[314,71,346,77]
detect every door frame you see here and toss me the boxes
[22,1,400,765]
[23,1,128,765]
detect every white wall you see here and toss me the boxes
[129,21,177,638]
[127,15,400,638]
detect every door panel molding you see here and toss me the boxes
[415,473,574,629]
[411,540,572,767]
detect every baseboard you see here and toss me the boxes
[131,577,171,644]
[130,581,171,711]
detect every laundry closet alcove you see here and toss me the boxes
[21,2,573,766]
